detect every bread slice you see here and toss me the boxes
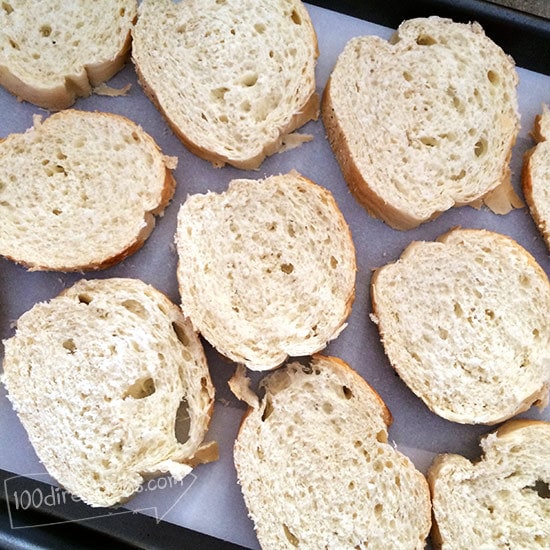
[0,109,176,271]
[428,419,550,549]
[0,0,137,110]
[233,354,431,549]
[371,228,550,425]
[175,171,356,371]
[522,104,550,250]
[322,16,520,230]
[1,277,216,507]
[132,0,319,170]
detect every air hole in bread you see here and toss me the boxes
[487,70,500,85]
[2,2,13,14]
[342,385,353,399]
[62,338,77,354]
[121,299,147,320]
[77,293,92,305]
[280,263,294,274]
[123,377,156,399]
[376,430,387,443]
[282,524,300,546]
[526,480,550,499]
[290,9,301,25]
[420,136,437,147]
[416,34,436,46]
[119,7,126,17]
[374,503,383,517]
[322,402,333,414]
[175,398,191,443]
[254,23,266,34]
[39,25,52,37]
[211,87,229,102]
[52,208,62,216]
[330,256,338,269]
[474,137,488,157]
[172,322,190,347]
[261,397,273,422]
[240,72,258,87]
[8,38,19,50]
[403,71,413,82]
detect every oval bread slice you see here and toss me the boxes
[371,228,550,424]
[1,277,216,507]
[322,16,520,230]
[428,419,550,549]
[234,355,432,549]
[132,0,319,169]
[522,104,550,250]
[175,171,356,371]
[0,109,176,271]
[0,0,137,110]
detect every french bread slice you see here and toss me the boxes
[0,109,176,271]
[322,16,520,230]
[233,355,431,549]
[522,104,550,250]
[132,0,319,169]
[428,419,550,549]
[371,228,550,425]
[175,171,356,371]
[1,277,216,508]
[0,0,137,110]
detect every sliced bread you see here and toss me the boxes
[322,16,520,230]
[132,0,319,169]
[175,171,356,371]
[371,228,550,425]
[1,277,216,507]
[233,354,432,549]
[522,104,550,250]
[0,109,176,271]
[428,419,550,549]
[0,0,137,110]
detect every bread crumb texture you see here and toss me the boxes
[323,16,520,229]
[0,110,175,271]
[234,355,431,549]
[372,228,550,424]
[1,278,216,507]
[522,104,550,250]
[0,0,137,109]
[175,171,356,371]
[132,0,319,169]
[429,419,550,549]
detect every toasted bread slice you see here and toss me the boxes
[233,355,431,549]
[175,171,356,371]
[132,0,319,169]
[1,277,216,507]
[0,0,137,110]
[428,419,550,549]
[0,109,176,271]
[371,228,550,424]
[322,16,520,230]
[523,104,550,250]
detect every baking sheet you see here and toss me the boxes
[0,4,549,548]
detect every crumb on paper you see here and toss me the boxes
[228,364,259,409]
[93,83,132,97]
[279,132,313,154]
[482,179,525,214]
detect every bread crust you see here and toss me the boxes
[522,105,550,250]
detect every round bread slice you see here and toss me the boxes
[1,277,216,507]
[322,16,520,230]
[175,171,356,371]
[428,419,550,549]
[523,104,550,250]
[0,109,176,271]
[371,228,550,425]
[0,0,137,110]
[233,355,432,549]
[132,0,319,170]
